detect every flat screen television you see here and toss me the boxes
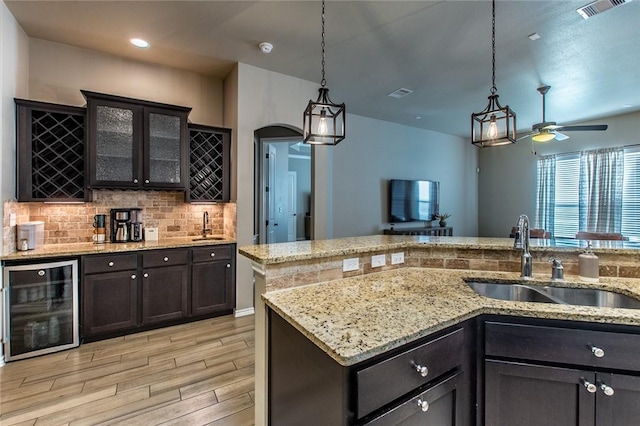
[389,179,440,222]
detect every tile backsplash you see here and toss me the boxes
[3,191,236,253]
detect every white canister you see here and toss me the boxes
[578,242,599,282]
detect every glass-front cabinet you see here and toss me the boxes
[2,259,79,361]
[83,91,190,190]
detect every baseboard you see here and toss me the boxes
[234,307,255,317]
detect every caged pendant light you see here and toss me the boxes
[303,0,346,145]
[471,0,516,147]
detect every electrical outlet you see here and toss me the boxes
[371,254,386,268]
[343,258,359,272]
[391,252,405,265]
[9,213,16,227]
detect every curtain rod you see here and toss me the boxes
[538,143,640,159]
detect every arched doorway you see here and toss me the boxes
[254,125,312,244]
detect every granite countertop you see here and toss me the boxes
[263,267,640,366]
[1,236,236,261]
[240,235,640,264]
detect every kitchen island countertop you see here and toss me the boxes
[263,267,640,366]
[1,236,236,261]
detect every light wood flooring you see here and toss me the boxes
[0,314,255,426]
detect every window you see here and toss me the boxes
[537,146,640,241]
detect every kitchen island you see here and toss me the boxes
[239,235,640,425]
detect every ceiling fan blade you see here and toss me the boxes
[517,132,533,141]
[557,124,608,132]
[554,132,570,141]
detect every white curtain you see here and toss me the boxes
[535,155,556,235]
[579,147,624,233]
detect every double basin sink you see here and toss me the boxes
[466,280,640,310]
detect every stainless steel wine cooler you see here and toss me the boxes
[2,259,79,361]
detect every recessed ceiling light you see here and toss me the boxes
[387,88,413,99]
[528,33,541,41]
[622,104,633,108]
[130,38,150,48]
[415,116,422,120]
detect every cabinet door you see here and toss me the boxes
[87,98,142,188]
[83,270,138,337]
[142,265,188,324]
[191,260,234,315]
[364,372,464,426]
[187,124,231,202]
[596,373,640,426]
[15,99,89,202]
[144,107,188,189]
[485,360,595,426]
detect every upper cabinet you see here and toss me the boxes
[187,124,231,202]
[82,91,191,190]
[15,99,90,202]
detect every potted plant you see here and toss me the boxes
[435,213,451,227]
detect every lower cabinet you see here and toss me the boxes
[191,245,235,316]
[82,244,235,340]
[483,318,640,426]
[268,309,474,426]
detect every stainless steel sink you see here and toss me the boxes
[466,280,640,309]
[192,236,225,241]
[466,282,560,304]
[542,286,640,309]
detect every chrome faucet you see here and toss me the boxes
[202,211,212,238]
[514,214,533,279]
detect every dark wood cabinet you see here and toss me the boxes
[268,310,474,426]
[187,124,231,202]
[82,269,138,337]
[82,245,235,340]
[190,245,235,316]
[483,318,640,426]
[15,98,90,202]
[383,226,453,236]
[82,90,191,190]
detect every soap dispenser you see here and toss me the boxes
[579,241,599,282]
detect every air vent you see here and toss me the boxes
[387,88,413,99]
[577,0,631,19]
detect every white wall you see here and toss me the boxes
[478,110,640,237]
[332,114,479,237]
[28,39,223,126]
[1,0,29,364]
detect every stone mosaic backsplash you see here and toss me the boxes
[3,190,236,253]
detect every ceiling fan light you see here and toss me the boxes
[532,132,555,142]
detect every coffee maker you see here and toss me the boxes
[130,208,143,242]
[110,209,130,243]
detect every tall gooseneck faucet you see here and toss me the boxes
[514,214,533,279]
[202,211,211,238]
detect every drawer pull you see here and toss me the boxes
[227,264,231,268]
[38,270,46,276]
[164,257,169,262]
[210,253,216,257]
[133,179,138,184]
[581,379,597,393]
[599,382,615,396]
[590,346,605,358]
[144,273,149,278]
[416,398,429,412]
[145,179,150,184]
[108,262,114,267]
[131,274,136,280]
[415,364,429,377]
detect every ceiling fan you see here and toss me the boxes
[519,85,608,145]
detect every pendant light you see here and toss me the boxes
[471,0,516,147]
[303,0,346,145]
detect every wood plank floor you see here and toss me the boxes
[0,315,255,426]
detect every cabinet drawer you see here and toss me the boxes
[192,245,232,263]
[485,321,640,371]
[356,327,464,419]
[142,249,188,268]
[83,253,138,274]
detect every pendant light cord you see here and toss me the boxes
[321,0,326,87]
[490,0,497,95]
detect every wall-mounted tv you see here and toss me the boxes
[389,179,440,222]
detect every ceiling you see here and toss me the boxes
[6,0,640,138]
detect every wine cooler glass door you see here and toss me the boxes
[3,259,79,361]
